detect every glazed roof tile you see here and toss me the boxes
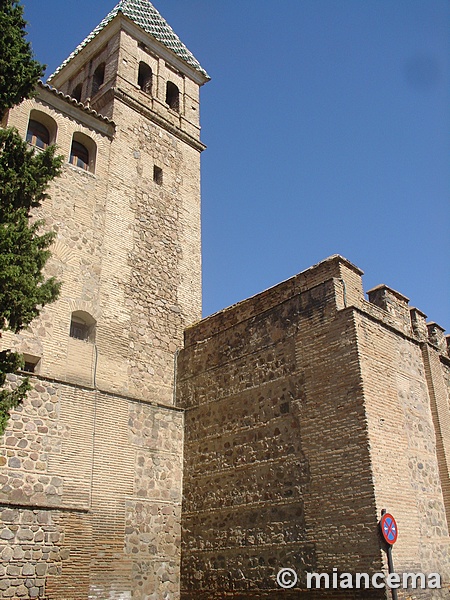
[49,0,208,80]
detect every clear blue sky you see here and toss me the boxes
[23,1,449,330]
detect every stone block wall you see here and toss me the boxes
[104,95,202,405]
[0,13,206,597]
[0,506,87,600]
[356,314,450,598]
[1,92,113,389]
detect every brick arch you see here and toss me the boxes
[67,300,101,323]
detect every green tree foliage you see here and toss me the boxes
[0,349,29,434]
[0,0,62,434]
[0,0,44,114]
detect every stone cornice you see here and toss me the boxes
[115,87,206,152]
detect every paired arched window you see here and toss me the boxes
[71,83,83,102]
[26,114,97,174]
[91,63,105,97]
[138,62,152,94]
[166,81,180,112]
[69,132,97,173]
[69,311,96,342]
[26,111,57,149]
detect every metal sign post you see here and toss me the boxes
[380,509,399,600]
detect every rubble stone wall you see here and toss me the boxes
[177,258,383,599]
[177,256,450,600]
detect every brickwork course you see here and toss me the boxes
[1,1,450,599]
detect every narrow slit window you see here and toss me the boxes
[72,83,83,102]
[92,63,105,97]
[153,165,163,185]
[166,81,180,112]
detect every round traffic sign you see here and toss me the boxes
[380,513,398,545]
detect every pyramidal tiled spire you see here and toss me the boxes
[48,0,208,80]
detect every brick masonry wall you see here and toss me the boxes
[1,96,113,389]
[356,312,450,598]
[0,376,183,599]
[102,96,202,405]
[177,261,386,599]
[420,345,450,534]
[2,26,203,406]
[1,17,205,597]
[1,10,448,600]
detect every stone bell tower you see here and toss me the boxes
[0,1,209,598]
[46,0,210,402]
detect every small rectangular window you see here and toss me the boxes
[153,165,163,185]
[21,355,41,374]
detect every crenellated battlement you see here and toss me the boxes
[185,254,448,362]
[365,283,448,358]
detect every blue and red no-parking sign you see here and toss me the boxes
[380,513,398,545]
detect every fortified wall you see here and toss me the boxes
[177,255,450,599]
[1,1,449,599]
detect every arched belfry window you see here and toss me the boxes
[71,83,83,102]
[69,132,96,173]
[91,62,105,97]
[69,311,96,342]
[26,120,50,149]
[166,81,180,112]
[138,62,152,94]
